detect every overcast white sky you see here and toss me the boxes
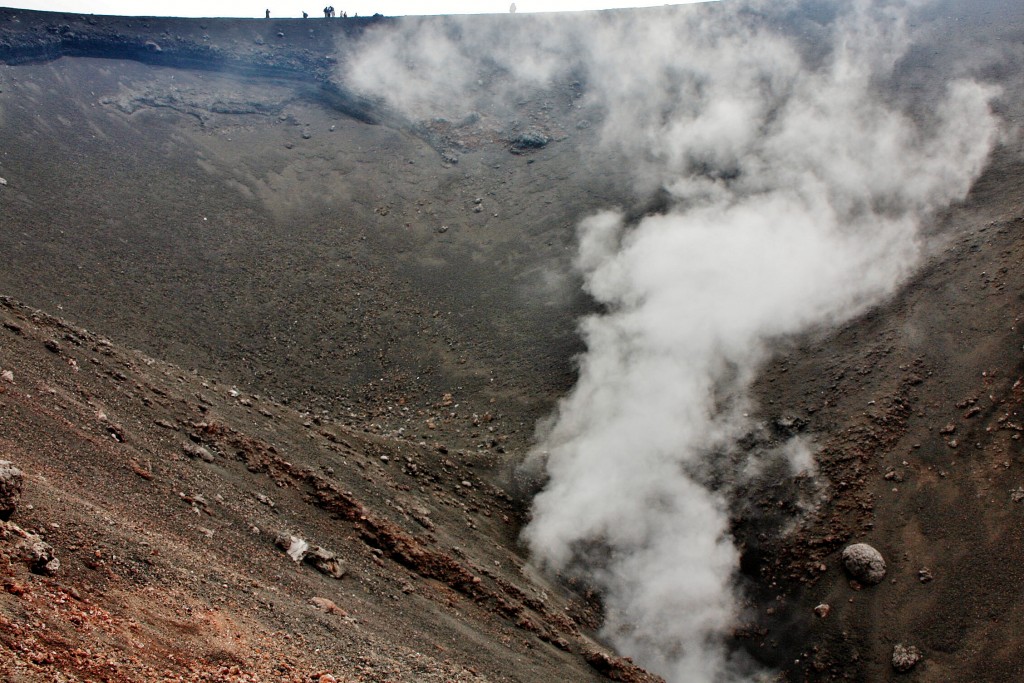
[0,0,712,18]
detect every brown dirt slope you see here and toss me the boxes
[0,294,652,682]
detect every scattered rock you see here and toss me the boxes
[43,339,61,353]
[1011,487,1024,503]
[584,650,663,683]
[892,644,922,672]
[772,415,807,436]
[884,468,903,482]
[309,596,346,615]
[129,460,154,480]
[814,603,831,618]
[917,568,934,583]
[0,370,12,384]
[0,461,24,521]
[14,531,60,575]
[301,130,311,139]
[182,441,215,462]
[509,130,549,154]
[440,150,459,164]
[939,423,956,434]
[275,533,346,578]
[277,533,310,562]
[254,492,276,508]
[841,543,886,585]
[0,177,7,186]
[305,546,346,579]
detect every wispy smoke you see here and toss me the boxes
[342,2,1000,680]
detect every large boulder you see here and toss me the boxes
[841,542,887,585]
[0,460,24,521]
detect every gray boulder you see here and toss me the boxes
[841,542,887,585]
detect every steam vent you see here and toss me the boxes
[1,0,1023,680]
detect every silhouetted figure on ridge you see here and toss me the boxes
[265,8,270,18]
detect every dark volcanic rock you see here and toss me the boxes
[509,130,550,154]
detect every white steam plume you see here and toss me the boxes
[343,2,1000,680]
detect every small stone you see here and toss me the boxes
[841,543,886,585]
[814,603,830,618]
[276,533,310,562]
[309,597,346,616]
[306,545,346,579]
[15,533,59,575]
[182,442,215,463]
[917,568,934,583]
[0,177,7,186]
[892,644,922,672]
[301,130,312,139]
[939,423,956,434]
[0,461,25,521]
[0,370,12,383]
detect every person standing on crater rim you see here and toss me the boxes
[265,8,270,17]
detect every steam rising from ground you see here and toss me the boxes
[346,2,1000,680]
